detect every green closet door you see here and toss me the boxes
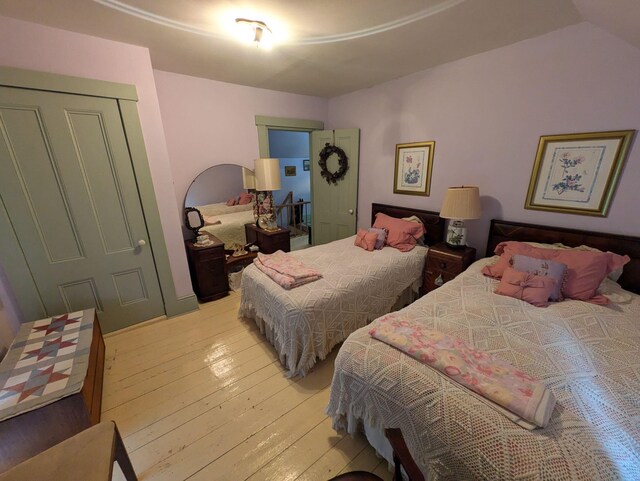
[311,129,360,245]
[0,86,164,332]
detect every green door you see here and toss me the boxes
[0,86,164,332]
[311,129,360,245]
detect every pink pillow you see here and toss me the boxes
[482,241,630,304]
[354,229,378,251]
[373,213,426,251]
[226,198,237,206]
[238,193,254,205]
[495,267,556,307]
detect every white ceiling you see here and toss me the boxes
[0,0,637,98]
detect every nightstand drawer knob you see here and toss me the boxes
[435,274,444,286]
[439,261,447,269]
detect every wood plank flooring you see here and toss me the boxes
[103,292,391,481]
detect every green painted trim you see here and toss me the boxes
[166,294,198,318]
[118,99,193,318]
[257,125,270,157]
[0,66,138,101]
[0,196,45,321]
[255,115,324,161]
[255,115,324,131]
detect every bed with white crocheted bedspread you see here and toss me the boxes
[239,236,428,376]
[199,209,255,249]
[327,257,640,481]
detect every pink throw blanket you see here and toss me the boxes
[253,251,322,289]
[369,314,556,428]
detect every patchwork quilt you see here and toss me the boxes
[239,236,428,376]
[327,259,640,480]
[0,309,95,422]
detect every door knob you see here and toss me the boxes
[137,239,146,247]
[348,209,354,214]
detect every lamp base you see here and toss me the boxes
[446,220,467,249]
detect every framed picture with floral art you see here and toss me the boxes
[525,130,635,217]
[393,141,435,196]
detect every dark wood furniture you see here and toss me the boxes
[0,421,137,481]
[185,235,229,302]
[423,242,476,295]
[0,313,105,473]
[371,203,445,246]
[245,223,291,254]
[486,219,640,294]
[226,251,258,270]
[328,429,424,481]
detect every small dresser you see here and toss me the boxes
[423,242,476,295]
[185,234,229,302]
[245,223,291,254]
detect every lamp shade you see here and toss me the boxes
[242,167,255,189]
[440,186,481,220]
[254,158,281,191]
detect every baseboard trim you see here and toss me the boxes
[165,294,199,318]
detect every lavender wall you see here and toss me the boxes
[0,14,193,344]
[328,22,640,255]
[152,69,328,214]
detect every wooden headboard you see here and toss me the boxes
[487,219,640,294]
[371,203,445,246]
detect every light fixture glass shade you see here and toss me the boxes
[440,186,481,220]
[254,158,281,191]
[242,168,255,189]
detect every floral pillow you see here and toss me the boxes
[367,227,387,250]
[495,267,557,307]
[354,229,378,251]
[511,255,567,302]
[226,197,237,206]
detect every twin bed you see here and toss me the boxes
[239,203,445,376]
[327,219,640,480]
[193,202,254,248]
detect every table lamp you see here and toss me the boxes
[440,186,481,248]
[254,158,281,231]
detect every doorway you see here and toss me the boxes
[268,130,311,250]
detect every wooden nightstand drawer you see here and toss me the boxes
[426,255,462,275]
[422,242,476,296]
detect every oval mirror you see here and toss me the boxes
[184,164,255,249]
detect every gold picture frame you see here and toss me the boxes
[525,130,635,217]
[393,141,435,196]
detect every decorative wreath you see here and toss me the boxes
[318,143,349,184]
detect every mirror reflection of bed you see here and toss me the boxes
[183,163,312,251]
[184,163,256,250]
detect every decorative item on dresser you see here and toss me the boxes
[0,309,104,473]
[439,186,481,248]
[423,242,476,295]
[244,223,291,254]
[185,234,229,302]
[254,158,282,231]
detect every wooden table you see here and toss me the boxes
[0,311,104,473]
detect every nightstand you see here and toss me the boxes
[245,223,291,254]
[185,234,229,302]
[423,242,476,295]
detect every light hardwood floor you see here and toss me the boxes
[103,292,391,481]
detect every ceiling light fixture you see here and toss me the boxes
[235,18,272,48]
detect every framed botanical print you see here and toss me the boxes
[393,141,435,196]
[525,130,634,217]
